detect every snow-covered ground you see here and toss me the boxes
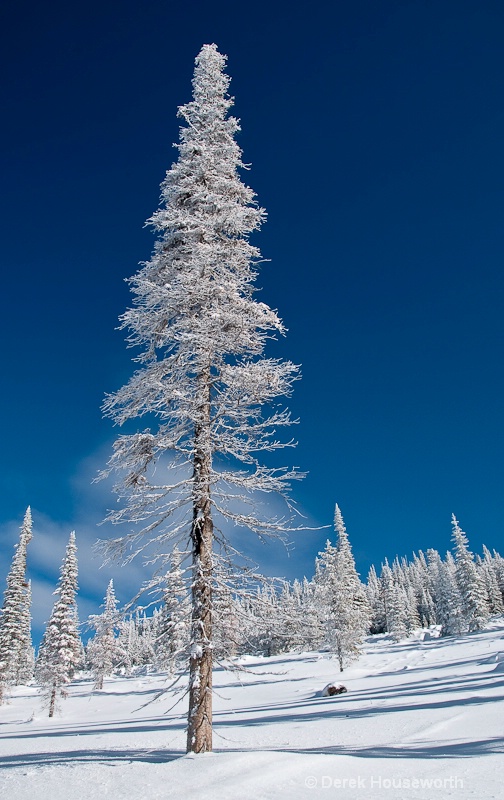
[1,620,504,799]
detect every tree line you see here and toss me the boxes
[1,504,502,716]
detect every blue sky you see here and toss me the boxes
[1,0,503,639]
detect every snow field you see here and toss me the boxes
[1,619,504,799]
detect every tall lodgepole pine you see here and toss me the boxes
[0,507,34,703]
[100,44,301,753]
[35,531,81,717]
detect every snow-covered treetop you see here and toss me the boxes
[100,44,302,561]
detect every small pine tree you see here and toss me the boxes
[154,548,190,672]
[434,552,465,636]
[213,584,242,660]
[18,580,35,684]
[298,577,324,650]
[272,581,307,654]
[0,507,34,703]
[117,616,137,673]
[134,611,156,666]
[387,582,409,642]
[410,553,436,627]
[366,564,386,634]
[35,531,81,717]
[491,550,504,603]
[379,560,407,640]
[246,584,284,657]
[479,546,504,615]
[315,505,370,670]
[451,515,489,633]
[405,584,422,631]
[86,580,127,689]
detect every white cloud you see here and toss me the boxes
[0,443,323,646]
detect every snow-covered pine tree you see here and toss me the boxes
[478,546,504,615]
[274,581,306,654]
[134,611,156,666]
[298,577,324,651]
[231,591,266,656]
[18,579,35,684]
[115,611,155,670]
[451,515,489,633]
[86,580,127,689]
[0,507,34,703]
[386,581,409,642]
[117,615,137,673]
[213,584,241,660]
[100,44,301,753]
[245,584,285,657]
[35,531,81,716]
[435,551,465,636]
[366,564,386,634]
[288,578,322,651]
[379,559,408,640]
[491,550,504,603]
[404,584,421,632]
[154,548,190,672]
[426,548,441,606]
[410,552,436,627]
[315,505,370,670]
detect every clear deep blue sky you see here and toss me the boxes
[1,0,503,631]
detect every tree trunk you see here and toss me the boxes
[187,376,213,753]
[48,686,56,717]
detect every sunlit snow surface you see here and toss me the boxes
[1,620,504,799]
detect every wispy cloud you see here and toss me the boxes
[0,444,324,646]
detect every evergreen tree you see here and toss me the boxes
[405,584,422,631]
[451,515,489,633]
[86,580,127,689]
[134,611,156,666]
[154,548,190,672]
[299,577,324,650]
[315,505,370,669]
[273,581,307,654]
[366,564,386,634]
[479,547,504,615]
[410,552,436,627]
[18,580,35,684]
[0,507,34,703]
[213,584,241,660]
[379,560,407,640]
[426,548,442,611]
[436,552,465,636]
[35,531,81,717]
[387,581,409,642]
[117,616,137,673]
[246,584,285,657]
[491,550,504,602]
[100,44,300,752]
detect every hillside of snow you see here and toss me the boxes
[1,620,504,799]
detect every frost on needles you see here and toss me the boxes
[99,44,302,753]
[0,507,34,704]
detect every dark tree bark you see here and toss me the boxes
[187,378,213,753]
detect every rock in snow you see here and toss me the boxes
[322,682,348,696]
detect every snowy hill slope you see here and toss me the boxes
[1,620,504,799]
